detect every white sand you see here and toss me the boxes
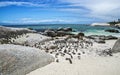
[27,40,120,75]
[91,23,110,26]
[27,55,120,75]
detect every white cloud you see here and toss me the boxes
[1,0,120,23]
[22,19,65,23]
[21,18,69,23]
[21,18,32,21]
[59,8,89,14]
[0,1,45,7]
[1,18,97,24]
[1,18,71,24]
[60,0,120,21]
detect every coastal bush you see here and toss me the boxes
[105,29,119,33]
[108,21,118,26]
[108,19,120,26]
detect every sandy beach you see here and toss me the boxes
[7,32,120,75]
[27,40,120,75]
[1,0,120,74]
[27,55,120,75]
[0,26,120,75]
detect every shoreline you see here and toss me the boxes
[27,53,120,75]
[1,24,120,37]
[0,26,120,75]
[27,39,120,75]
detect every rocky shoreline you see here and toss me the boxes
[38,27,119,44]
[0,26,120,75]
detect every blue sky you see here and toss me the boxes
[0,0,120,24]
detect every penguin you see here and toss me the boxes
[66,58,72,64]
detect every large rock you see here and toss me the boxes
[87,35,118,40]
[44,28,73,37]
[77,32,85,37]
[112,39,120,53]
[105,35,118,40]
[87,35,104,40]
[56,31,73,36]
[44,29,57,37]
[56,31,68,36]
[105,29,119,33]
[13,33,50,46]
[63,27,72,32]
[0,26,36,39]
[94,38,105,43]
[0,44,54,75]
[57,27,64,31]
[86,35,118,43]
[57,27,72,32]
[72,32,85,39]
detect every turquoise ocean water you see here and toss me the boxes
[3,24,120,37]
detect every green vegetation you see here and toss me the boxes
[107,19,120,26]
